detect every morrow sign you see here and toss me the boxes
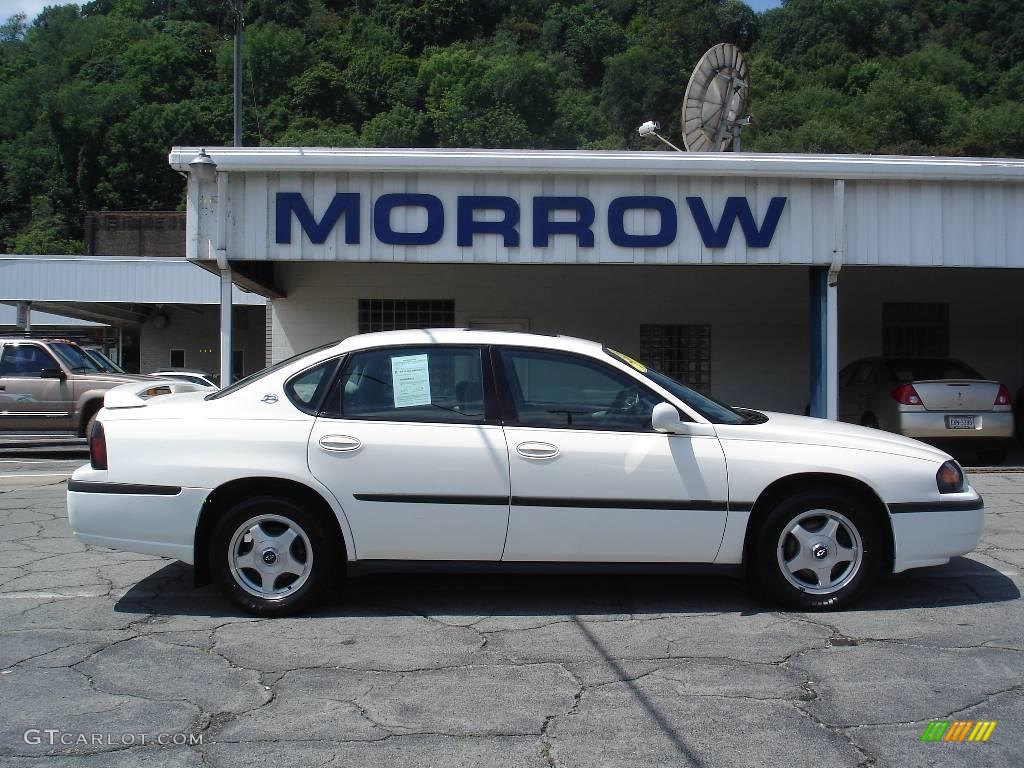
[276,193,788,250]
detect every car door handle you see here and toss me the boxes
[516,441,559,460]
[319,435,362,453]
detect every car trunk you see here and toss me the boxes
[912,380,999,411]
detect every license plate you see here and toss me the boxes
[945,415,976,430]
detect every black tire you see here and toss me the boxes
[209,495,339,616]
[753,489,883,611]
[82,405,101,438]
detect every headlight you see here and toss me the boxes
[936,460,966,494]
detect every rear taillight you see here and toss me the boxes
[995,384,1011,406]
[89,420,107,470]
[890,383,922,405]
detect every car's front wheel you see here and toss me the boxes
[209,496,336,616]
[754,490,883,610]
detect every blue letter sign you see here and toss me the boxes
[457,196,520,247]
[607,196,678,248]
[276,192,360,245]
[685,196,787,248]
[532,197,596,248]
[273,192,788,252]
[373,193,444,245]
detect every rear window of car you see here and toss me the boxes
[885,358,984,382]
[206,341,339,400]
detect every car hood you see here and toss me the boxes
[716,410,952,463]
[77,373,152,386]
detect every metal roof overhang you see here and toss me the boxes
[168,147,1024,182]
[0,255,269,326]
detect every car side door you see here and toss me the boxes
[495,347,730,563]
[306,344,511,561]
[0,343,73,431]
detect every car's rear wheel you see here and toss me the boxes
[209,496,336,616]
[82,404,101,439]
[754,490,882,610]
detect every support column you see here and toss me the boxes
[810,179,844,420]
[826,265,839,420]
[809,267,828,418]
[215,170,232,386]
[220,267,233,385]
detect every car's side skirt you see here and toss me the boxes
[347,560,743,578]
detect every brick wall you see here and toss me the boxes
[85,212,186,257]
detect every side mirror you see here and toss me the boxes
[40,368,66,380]
[652,402,685,433]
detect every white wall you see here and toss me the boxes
[141,305,266,377]
[271,263,811,413]
[270,263,1024,415]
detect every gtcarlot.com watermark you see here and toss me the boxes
[24,729,203,747]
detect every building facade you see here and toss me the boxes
[169,148,1024,417]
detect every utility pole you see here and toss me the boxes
[221,0,243,387]
[233,0,243,147]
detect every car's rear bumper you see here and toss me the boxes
[66,467,207,564]
[897,410,1013,440]
[889,493,985,572]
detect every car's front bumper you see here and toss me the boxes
[66,466,208,564]
[897,410,1014,440]
[889,492,985,572]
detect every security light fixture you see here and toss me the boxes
[637,121,684,152]
[189,149,218,183]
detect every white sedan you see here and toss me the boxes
[67,330,984,615]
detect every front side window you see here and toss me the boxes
[499,348,660,432]
[605,348,745,425]
[328,346,484,424]
[0,345,60,377]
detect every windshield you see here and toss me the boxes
[84,349,124,373]
[206,341,339,400]
[49,342,102,373]
[605,348,747,425]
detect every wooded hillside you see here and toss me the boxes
[1,0,1021,252]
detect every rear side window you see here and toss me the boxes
[324,346,485,424]
[285,358,341,414]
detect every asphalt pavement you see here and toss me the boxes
[0,459,1021,767]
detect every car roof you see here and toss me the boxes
[333,328,603,355]
[0,337,75,344]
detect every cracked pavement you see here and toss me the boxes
[0,464,1022,767]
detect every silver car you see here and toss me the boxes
[839,357,1014,463]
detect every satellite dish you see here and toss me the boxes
[682,43,750,152]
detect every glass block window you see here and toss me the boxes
[639,324,712,393]
[358,299,455,334]
[882,303,949,357]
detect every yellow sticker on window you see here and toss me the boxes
[608,349,647,373]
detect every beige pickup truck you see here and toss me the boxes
[0,338,147,435]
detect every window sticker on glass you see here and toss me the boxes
[391,354,431,408]
[607,348,648,373]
